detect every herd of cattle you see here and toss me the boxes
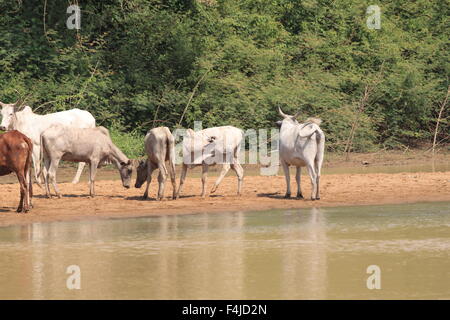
[0,100,325,213]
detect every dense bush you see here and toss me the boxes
[0,0,448,153]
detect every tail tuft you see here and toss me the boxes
[307,117,322,126]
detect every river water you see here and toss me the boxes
[0,202,449,299]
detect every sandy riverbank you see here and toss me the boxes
[0,170,449,227]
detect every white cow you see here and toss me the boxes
[278,107,325,200]
[0,101,95,184]
[40,124,133,198]
[135,127,177,200]
[176,126,244,198]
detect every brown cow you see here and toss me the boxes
[0,130,33,213]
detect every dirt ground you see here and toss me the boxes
[0,167,449,227]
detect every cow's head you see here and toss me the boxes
[135,160,148,188]
[277,107,300,126]
[0,100,21,131]
[118,159,133,188]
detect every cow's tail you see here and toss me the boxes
[163,128,175,177]
[315,128,325,177]
[25,138,33,194]
[36,134,45,185]
[168,136,175,175]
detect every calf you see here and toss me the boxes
[40,125,133,198]
[176,126,244,198]
[0,130,33,212]
[135,127,176,200]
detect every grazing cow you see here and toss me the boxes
[40,125,133,198]
[176,126,244,198]
[278,107,325,200]
[0,130,33,212]
[135,127,176,200]
[0,100,96,184]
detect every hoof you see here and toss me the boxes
[316,197,320,200]
[284,193,291,199]
[311,198,316,201]
[296,194,304,199]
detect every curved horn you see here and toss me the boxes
[278,106,289,119]
[13,98,23,109]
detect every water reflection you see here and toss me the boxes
[0,202,449,299]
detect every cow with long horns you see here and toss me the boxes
[277,107,325,200]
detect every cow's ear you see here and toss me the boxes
[120,161,126,166]
[127,159,131,166]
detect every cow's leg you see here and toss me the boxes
[88,161,98,197]
[27,167,33,209]
[210,163,230,195]
[143,161,155,200]
[295,167,303,199]
[71,162,86,184]
[175,164,188,199]
[43,156,52,198]
[169,160,177,200]
[16,172,26,213]
[48,158,62,198]
[281,159,291,198]
[316,175,321,200]
[201,164,209,198]
[156,163,168,201]
[22,167,30,212]
[230,163,244,196]
[31,144,43,186]
[306,163,318,200]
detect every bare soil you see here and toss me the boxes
[0,168,449,227]
[1,149,449,226]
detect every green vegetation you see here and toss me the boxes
[0,0,448,153]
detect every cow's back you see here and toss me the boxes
[201,126,243,152]
[42,125,112,159]
[15,108,95,144]
[145,127,173,163]
[43,108,96,129]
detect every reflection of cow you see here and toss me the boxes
[0,100,95,184]
[135,127,176,200]
[40,124,133,198]
[176,126,244,198]
[278,107,325,200]
[0,130,33,212]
